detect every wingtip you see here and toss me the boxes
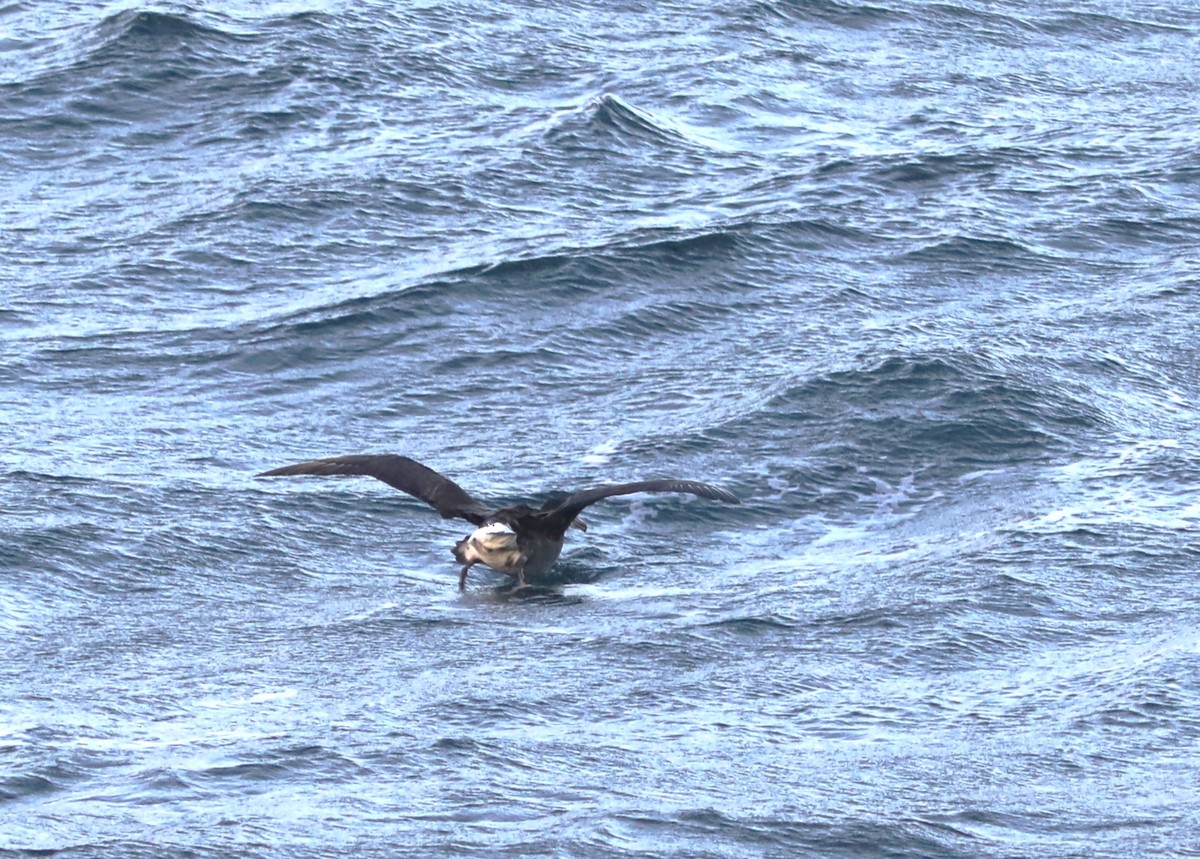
[688,481,740,505]
[711,486,741,505]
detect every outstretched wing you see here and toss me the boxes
[543,479,739,533]
[256,454,490,524]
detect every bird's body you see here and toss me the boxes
[256,454,739,589]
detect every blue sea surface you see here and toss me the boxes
[3,1,1200,856]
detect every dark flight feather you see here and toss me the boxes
[541,479,741,533]
[256,454,490,524]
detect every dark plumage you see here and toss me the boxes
[256,454,739,589]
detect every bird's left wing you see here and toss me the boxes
[257,454,490,524]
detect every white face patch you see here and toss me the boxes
[466,522,522,569]
[470,522,519,554]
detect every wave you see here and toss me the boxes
[691,613,801,635]
[1034,9,1193,40]
[0,772,59,802]
[866,146,1044,187]
[608,808,980,858]
[917,4,1040,47]
[21,9,253,89]
[739,2,1188,46]
[199,221,759,346]
[0,9,247,88]
[193,742,368,784]
[691,351,1109,515]
[543,94,719,159]
[1,8,332,147]
[240,215,866,334]
[1084,215,1200,248]
[894,234,1058,272]
[742,0,906,29]
[95,10,247,48]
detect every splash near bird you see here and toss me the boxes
[256,454,739,590]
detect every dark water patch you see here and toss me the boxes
[252,9,476,97]
[864,146,1049,191]
[0,308,30,329]
[0,774,58,802]
[552,298,746,355]
[1070,670,1198,735]
[794,701,913,739]
[474,581,595,603]
[750,461,918,516]
[440,691,580,729]
[903,627,1030,673]
[1147,277,1198,300]
[603,225,746,266]
[813,605,910,632]
[973,572,1059,617]
[1083,215,1200,249]
[726,213,879,256]
[243,260,567,345]
[194,743,369,786]
[1166,163,1200,186]
[923,807,1118,847]
[117,221,763,369]
[1,521,154,595]
[4,471,107,489]
[432,346,573,376]
[580,494,746,535]
[147,177,383,256]
[998,512,1200,584]
[450,248,619,297]
[24,343,177,394]
[223,187,368,231]
[0,749,108,804]
[873,153,973,186]
[315,609,473,641]
[428,736,543,779]
[0,846,226,859]
[84,767,198,805]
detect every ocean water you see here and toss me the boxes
[3,0,1200,855]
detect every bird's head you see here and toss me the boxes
[470,522,518,551]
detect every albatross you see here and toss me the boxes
[256,454,739,589]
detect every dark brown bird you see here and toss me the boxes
[256,454,739,590]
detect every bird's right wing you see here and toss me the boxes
[543,479,740,534]
[256,454,490,524]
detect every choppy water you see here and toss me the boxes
[4,1,1200,856]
